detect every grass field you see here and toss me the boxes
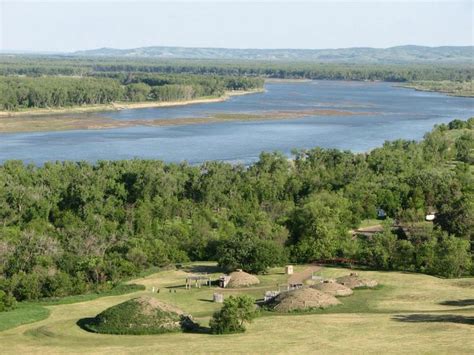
[0,304,50,332]
[0,263,473,354]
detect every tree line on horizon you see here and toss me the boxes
[0,57,471,82]
[0,118,472,305]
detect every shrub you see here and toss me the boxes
[0,290,17,312]
[210,295,258,334]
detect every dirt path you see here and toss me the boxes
[288,265,321,285]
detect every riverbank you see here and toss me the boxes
[0,89,264,118]
[398,80,474,98]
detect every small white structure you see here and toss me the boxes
[285,265,294,275]
[213,293,224,303]
[264,290,280,302]
[425,213,436,221]
[219,275,231,288]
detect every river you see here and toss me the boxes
[0,80,472,164]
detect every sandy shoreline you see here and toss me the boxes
[0,89,264,118]
[396,84,474,98]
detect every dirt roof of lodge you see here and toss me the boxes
[269,287,341,312]
[227,270,260,288]
[336,273,378,289]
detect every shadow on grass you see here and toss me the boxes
[76,317,98,333]
[164,285,186,289]
[439,299,474,307]
[186,325,212,334]
[198,298,214,303]
[392,314,474,325]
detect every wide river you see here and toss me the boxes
[0,81,472,165]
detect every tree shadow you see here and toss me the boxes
[392,314,474,325]
[439,299,474,307]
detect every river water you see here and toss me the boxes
[0,81,472,164]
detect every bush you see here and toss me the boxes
[0,290,17,312]
[210,295,258,334]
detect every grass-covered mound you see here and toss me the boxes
[267,287,341,312]
[81,296,196,335]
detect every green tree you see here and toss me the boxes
[290,191,353,262]
[125,83,151,102]
[0,290,17,312]
[217,233,287,274]
[209,295,257,334]
[454,132,473,163]
[433,233,472,278]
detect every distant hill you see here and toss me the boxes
[73,45,474,63]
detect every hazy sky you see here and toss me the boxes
[1,0,473,52]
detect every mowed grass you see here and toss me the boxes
[0,304,50,332]
[0,284,145,332]
[0,262,473,354]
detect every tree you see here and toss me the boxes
[289,191,354,262]
[217,233,287,274]
[455,132,473,163]
[209,295,257,334]
[433,233,472,278]
[0,290,17,312]
[125,83,151,102]
[356,221,397,269]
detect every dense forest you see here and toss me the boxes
[0,119,472,303]
[0,57,472,81]
[0,56,472,111]
[0,74,263,110]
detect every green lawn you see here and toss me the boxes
[0,263,473,354]
[0,303,50,332]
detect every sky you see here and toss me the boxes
[1,0,473,52]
